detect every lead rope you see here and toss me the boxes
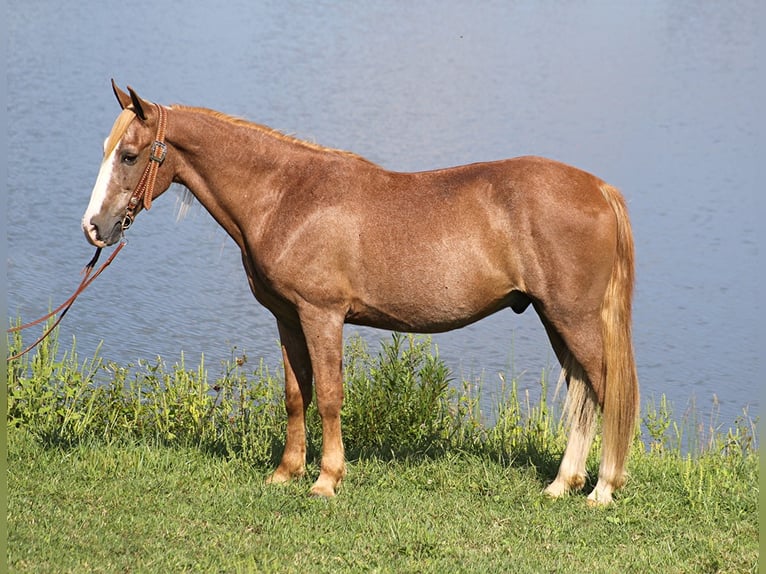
[7,240,126,362]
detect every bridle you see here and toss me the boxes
[7,103,169,361]
[121,103,168,230]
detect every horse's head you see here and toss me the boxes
[82,81,173,247]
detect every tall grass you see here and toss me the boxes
[6,321,758,468]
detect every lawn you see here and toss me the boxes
[6,330,760,573]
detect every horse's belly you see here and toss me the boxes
[346,300,505,333]
[346,273,517,333]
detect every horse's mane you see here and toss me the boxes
[104,108,137,159]
[172,105,374,164]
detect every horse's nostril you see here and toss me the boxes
[87,219,101,240]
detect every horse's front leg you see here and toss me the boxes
[300,310,346,497]
[267,320,313,485]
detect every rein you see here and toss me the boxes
[7,103,168,362]
[7,242,126,361]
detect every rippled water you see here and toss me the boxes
[8,1,761,430]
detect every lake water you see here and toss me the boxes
[7,1,761,434]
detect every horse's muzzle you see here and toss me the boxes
[83,218,121,248]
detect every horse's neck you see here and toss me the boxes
[168,107,312,247]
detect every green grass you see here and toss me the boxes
[6,326,760,573]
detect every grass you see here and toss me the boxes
[6,325,761,573]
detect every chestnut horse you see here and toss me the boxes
[83,82,639,504]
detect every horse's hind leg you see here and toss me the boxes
[545,354,598,497]
[539,313,601,498]
[267,320,314,485]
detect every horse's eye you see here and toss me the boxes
[122,153,138,166]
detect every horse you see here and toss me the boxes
[83,81,639,504]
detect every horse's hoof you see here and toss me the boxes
[266,467,302,485]
[309,476,338,498]
[586,488,613,506]
[309,486,335,498]
[544,474,584,498]
[543,482,569,499]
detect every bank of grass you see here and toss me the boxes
[6,327,760,573]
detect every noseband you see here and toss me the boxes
[121,103,168,231]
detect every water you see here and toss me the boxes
[7,1,761,432]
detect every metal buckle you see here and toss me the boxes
[121,213,134,230]
[150,141,167,164]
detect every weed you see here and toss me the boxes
[7,321,759,466]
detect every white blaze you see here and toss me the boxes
[82,146,118,231]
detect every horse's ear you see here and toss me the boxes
[111,79,132,110]
[127,86,150,121]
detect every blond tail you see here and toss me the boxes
[598,183,640,489]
